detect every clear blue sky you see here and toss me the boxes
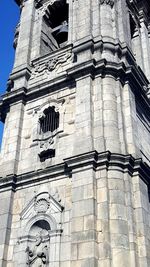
[0,0,19,145]
[0,0,19,94]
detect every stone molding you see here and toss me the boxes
[0,57,149,124]
[0,151,149,191]
[20,191,63,221]
[0,37,149,122]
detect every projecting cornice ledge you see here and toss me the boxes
[0,151,149,192]
[64,151,150,185]
[0,58,149,123]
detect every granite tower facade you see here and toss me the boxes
[0,0,150,266]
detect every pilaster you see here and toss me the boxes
[74,75,93,154]
[139,12,150,81]
[0,102,25,177]
[13,0,35,70]
[0,189,14,267]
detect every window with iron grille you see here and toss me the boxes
[40,106,59,134]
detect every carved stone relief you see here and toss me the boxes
[13,23,20,49]
[99,0,114,7]
[31,51,72,79]
[14,190,63,266]
[34,0,57,10]
[26,231,49,266]
[35,0,63,20]
[34,0,43,8]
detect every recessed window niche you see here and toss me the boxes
[39,0,69,55]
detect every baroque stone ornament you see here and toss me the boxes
[13,23,20,49]
[31,51,72,78]
[34,198,50,213]
[26,233,48,266]
[99,0,114,7]
[34,0,43,8]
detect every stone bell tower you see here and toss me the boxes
[0,0,150,266]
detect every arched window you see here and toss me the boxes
[41,0,69,52]
[26,219,50,266]
[129,14,137,40]
[39,106,59,134]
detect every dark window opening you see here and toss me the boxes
[39,149,55,162]
[45,0,69,47]
[40,106,59,134]
[31,220,51,231]
[130,14,137,39]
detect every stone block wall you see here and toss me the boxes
[0,0,149,267]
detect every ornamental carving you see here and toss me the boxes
[14,190,63,267]
[34,198,50,214]
[34,0,60,12]
[26,232,49,266]
[99,0,114,7]
[34,0,43,8]
[31,51,72,77]
[13,23,20,49]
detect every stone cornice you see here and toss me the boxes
[0,57,149,123]
[0,38,150,121]
[0,151,149,192]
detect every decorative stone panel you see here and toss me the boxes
[31,98,65,161]
[14,189,64,266]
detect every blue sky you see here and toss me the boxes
[0,0,19,94]
[0,1,19,144]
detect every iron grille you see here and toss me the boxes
[40,106,59,134]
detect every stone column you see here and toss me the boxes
[123,172,138,267]
[117,0,131,45]
[0,190,14,267]
[99,0,115,61]
[122,83,138,157]
[71,166,98,267]
[0,102,24,177]
[93,76,105,152]
[132,175,150,267]
[92,0,100,38]
[131,28,144,71]
[13,0,35,69]
[102,76,121,153]
[76,0,92,40]
[12,0,35,90]
[96,168,111,267]
[108,170,130,267]
[139,13,150,81]
[99,0,114,38]
[68,0,74,43]
[74,75,93,154]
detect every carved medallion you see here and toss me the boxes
[34,198,50,213]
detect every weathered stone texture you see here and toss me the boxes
[0,0,149,266]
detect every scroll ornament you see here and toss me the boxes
[31,51,72,77]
